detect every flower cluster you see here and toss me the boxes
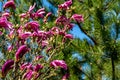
[0,0,84,79]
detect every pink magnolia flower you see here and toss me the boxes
[8,29,14,39]
[20,63,33,71]
[34,64,43,72]
[35,56,43,61]
[25,21,40,32]
[2,12,10,18]
[19,13,28,18]
[22,64,42,80]
[1,60,14,77]
[3,0,16,9]
[58,0,72,10]
[0,31,2,35]
[51,27,60,35]
[71,14,84,23]
[19,32,31,39]
[35,8,45,18]
[28,3,36,13]
[46,47,52,53]
[0,17,12,30]
[44,12,52,22]
[23,70,33,80]
[64,34,73,39]
[59,31,66,36]
[7,45,13,52]
[15,45,29,62]
[50,60,67,70]
[56,16,69,25]
[42,41,48,48]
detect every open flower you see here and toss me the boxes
[15,45,29,62]
[1,60,14,77]
[71,14,84,23]
[0,17,12,30]
[56,16,69,25]
[50,60,67,70]
[25,21,40,32]
[35,8,45,18]
[3,0,16,9]
[58,0,72,10]
[19,32,31,39]
[28,3,36,13]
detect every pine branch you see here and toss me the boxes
[77,22,97,45]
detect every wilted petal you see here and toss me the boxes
[2,60,14,77]
[3,0,16,9]
[15,45,29,62]
[50,60,67,70]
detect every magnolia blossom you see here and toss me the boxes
[2,12,10,18]
[0,17,12,30]
[7,45,13,52]
[58,0,72,9]
[3,0,16,9]
[35,8,45,18]
[23,70,33,80]
[1,60,14,77]
[22,64,42,80]
[56,16,69,25]
[25,21,40,32]
[35,56,43,61]
[34,64,43,72]
[42,41,48,48]
[50,27,60,35]
[64,34,73,39]
[19,32,31,39]
[44,12,52,22]
[15,45,29,62]
[50,60,67,70]
[20,63,33,71]
[28,3,36,13]
[71,14,84,23]
[19,13,28,18]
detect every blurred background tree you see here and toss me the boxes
[47,0,120,80]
